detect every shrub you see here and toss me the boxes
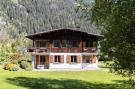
[4,63,11,70]
[9,65,19,71]
[4,63,19,71]
[11,60,18,64]
[20,61,30,69]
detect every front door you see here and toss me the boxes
[35,55,49,69]
[40,56,46,65]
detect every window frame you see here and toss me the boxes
[53,40,61,48]
[68,40,79,48]
[71,56,77,64]
[54,55,61,63]
[35,40,48,48]
[86,41,97,47]
[53,40,79,48]
[61,40,68,48]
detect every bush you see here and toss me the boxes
[4,63,12,70]
[11,60,18,64]
[20,61,30,69]
[4,63,19,71]
[9,65,19,71]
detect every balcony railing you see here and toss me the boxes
[27,47,97,53]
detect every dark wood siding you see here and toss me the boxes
[28,30,98,53]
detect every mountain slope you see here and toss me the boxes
[0,0,99,36]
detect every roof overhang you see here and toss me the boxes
[26,28,103,39]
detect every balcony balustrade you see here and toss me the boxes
[27,47,97,53]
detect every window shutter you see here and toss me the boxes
[50,55,54,63]
[77,56,81,63]
[36,55,39,65]
[92,55,97,63]
[66,55,71,64]
[60,55,64,63]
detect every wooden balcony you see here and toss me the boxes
[27,47,97,53]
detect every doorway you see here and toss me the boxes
[35,55,49,69]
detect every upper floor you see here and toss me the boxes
[26,28,102,53]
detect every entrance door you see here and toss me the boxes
[35,55,49,69]
[40,56,46,65]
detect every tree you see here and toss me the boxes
[76,0,135,80]
[0,0,99,37]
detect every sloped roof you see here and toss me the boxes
[26,27,102,39]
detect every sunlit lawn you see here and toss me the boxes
[0,64,135,89]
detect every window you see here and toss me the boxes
[53,40,61,48]
[54,56,61,63]
[69,40,79,47]
[86,59,92,63]
[71,56,77,63]
[86,42,93,47]
[86,41,97,47]
[61,40,67,47]
[35,40,48,47]
[83,56,92,63]
[93,42,97,47]
[53,40,79,48]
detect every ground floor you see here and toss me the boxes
[32,53,98,70]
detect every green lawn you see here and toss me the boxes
[0,66,134,89]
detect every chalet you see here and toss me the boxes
[26,28,102,70]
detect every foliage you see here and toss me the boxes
[0,0,99,37]
[0,40,18,62]
[4,63,19,71]
[11,60,18,64]
[20,61,31,70]
[9,64,19,71]
[76,0,135,76]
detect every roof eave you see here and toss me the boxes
[25,28,103,39]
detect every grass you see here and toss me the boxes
[0,64,135,89]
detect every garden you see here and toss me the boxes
[0,33,32,71]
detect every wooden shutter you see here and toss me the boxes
[77,56,81,63]
[92,55,97,63]
[45,56,49,66]
[36,55,39,65]
[60,55,64,63]
[50,55,54,63]
[66,55,71,64]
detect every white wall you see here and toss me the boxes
[32,53,98,70]
[50,63,82,69]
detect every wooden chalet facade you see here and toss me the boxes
[26,28,101,70]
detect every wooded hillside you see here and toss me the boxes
[0,0,99,38]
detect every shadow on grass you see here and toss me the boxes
[6,77,133,89]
